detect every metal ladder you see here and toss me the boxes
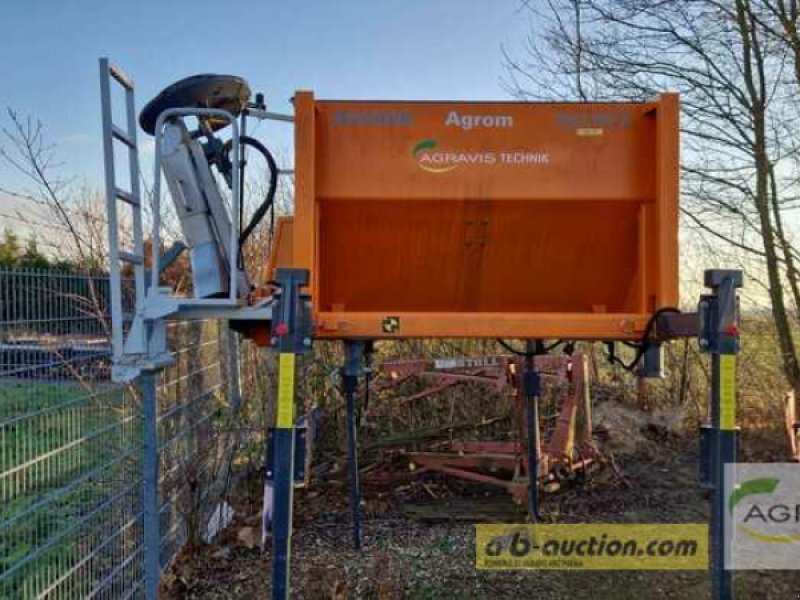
[99,58,146,362]
[99,58,274,383]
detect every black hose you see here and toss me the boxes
[604,307,680,371]
[223,135,279,247]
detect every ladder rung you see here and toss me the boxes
[109,64,134,90]
[112,125,135,149]
[118,251,143,265]
[114,187,139,206]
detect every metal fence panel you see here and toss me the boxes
[0,267,258,599]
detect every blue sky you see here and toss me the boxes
[0,0,531,189]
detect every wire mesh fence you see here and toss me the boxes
[0,267,266,599]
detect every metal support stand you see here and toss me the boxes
[140,370,160,600]
[342,341,364,549]
[269,268,311,600]
[523,340,542,521]
[699,269,742,600]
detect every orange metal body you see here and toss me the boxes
[278,92,679,340]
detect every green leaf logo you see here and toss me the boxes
[412,138,457,173]
[729,478,780,514]
[413,138,437,156]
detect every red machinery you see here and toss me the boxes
[367,353,599,504]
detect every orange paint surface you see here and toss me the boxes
[278,92,679,340]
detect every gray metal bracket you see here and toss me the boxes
[110,290,274,383]
[656,311,701,339]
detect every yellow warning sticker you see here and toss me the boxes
[719,355,736,430]
[277,353,296,429]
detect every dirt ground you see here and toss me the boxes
[164,405,800,599]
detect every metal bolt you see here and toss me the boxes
[271,337,278,345]
[303,337,311,347]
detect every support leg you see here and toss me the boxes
[701,269,742,600]
[710,354,737,600]
[272,353,297,600]
[523,341,541,521]
[268,267,311,600]
[342,341,364,550]
[708,357,725,600]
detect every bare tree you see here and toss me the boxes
[0,109,114,268]
[505,0,800,397]
[0,108,127,349]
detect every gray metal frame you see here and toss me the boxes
[100,58,276,383]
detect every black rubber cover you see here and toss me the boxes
[139,74,251,135]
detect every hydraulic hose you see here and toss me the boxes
[604,307,680,371]
[222,135,279,247]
